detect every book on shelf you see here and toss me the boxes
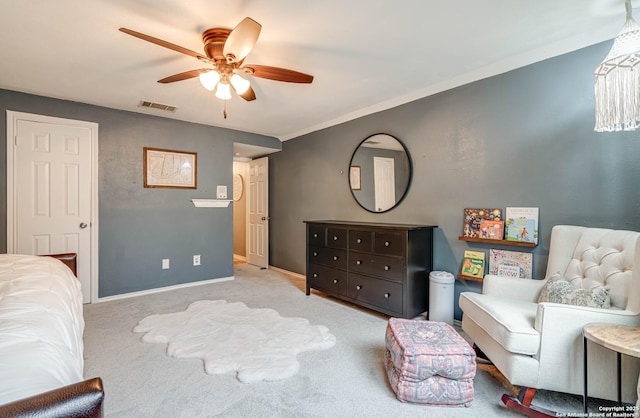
[505,207,538,244]
[461,250,485,279]
[462,208,502,239]
[479,219,504,240]
[488,249,533,279]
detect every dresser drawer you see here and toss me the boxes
[348,273,403,314]
[308,225,326,247]
[349,253,405,282]
[326,228,348,249]
[349,230,372,252]
[309,246,347,269]
[374,231,405,256]
[308,264,347,296]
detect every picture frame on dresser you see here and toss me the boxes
[349,166,361,190]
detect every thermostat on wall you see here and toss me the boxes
[217,185,227,199]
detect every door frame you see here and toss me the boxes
[6,110,99,303]
[373,156,395,212]
[246,156,269,268]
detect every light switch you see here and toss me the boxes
[217,185,227,199]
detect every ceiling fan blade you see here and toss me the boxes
[158,69,209,84]
[244,65,314,83]
[239,85,256,101]
[223,17,262,63]
[119,28,206,60]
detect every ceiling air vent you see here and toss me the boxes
[138,100,177,112]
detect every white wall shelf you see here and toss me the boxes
[191,199,232,208]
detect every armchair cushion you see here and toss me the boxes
[537,273,611,309]
[459,292,539,355]
[563,229,638,309]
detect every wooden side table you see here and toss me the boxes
[583,323,640,414]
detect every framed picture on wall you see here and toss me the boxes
[350,166,361,190]
[143,147,197,189]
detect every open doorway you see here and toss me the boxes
[232,142,278,269]
[233,160,249,265]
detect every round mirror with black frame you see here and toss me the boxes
[348,133,412,213]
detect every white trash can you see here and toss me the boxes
[428,271,455,325]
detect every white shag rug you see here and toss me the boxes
[133,300,336,383]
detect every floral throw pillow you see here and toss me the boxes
[537,273,611,309]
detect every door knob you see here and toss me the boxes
[79,222,88,229]
[261,216,271,221]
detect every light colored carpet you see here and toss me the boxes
[83,263,618,417]
[133,300,336,383]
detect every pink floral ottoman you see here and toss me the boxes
[384,318,476,406]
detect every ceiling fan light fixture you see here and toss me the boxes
[230,74,251,95]
[215,82,232,100]
[199,70,220,91]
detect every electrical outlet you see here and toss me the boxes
[162,259,170,270]
[193,255,201,266]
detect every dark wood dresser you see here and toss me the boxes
[305,220,436,318]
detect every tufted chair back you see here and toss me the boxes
[546,226,640,311]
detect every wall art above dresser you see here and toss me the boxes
[304,220,436,318]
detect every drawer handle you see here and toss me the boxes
[384,265,390,271]
[313,273,318,278]
[333,279,339,284]
[333,236,339,241]
[356,260,362,265]
[333,256,339,261]
[313,252,318,257]
[384,241,390,247]
[384,293,391,298]
[356,285,362,290]
[356,238,362,244]
[313,233,318,238]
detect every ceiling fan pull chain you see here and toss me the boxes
[224,101,228,119]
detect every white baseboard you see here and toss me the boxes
[268,265,305,280]
[95,276,235,303]
[233,254,246,261]
[454,319,462,328]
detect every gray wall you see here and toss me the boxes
[268,41,640,320]
[0,89,280,297]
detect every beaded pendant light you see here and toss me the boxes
[594,0,640,132]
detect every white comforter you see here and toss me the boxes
[0,254,85,405]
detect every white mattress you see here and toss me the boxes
[0,254,85,405]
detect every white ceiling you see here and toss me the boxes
[0,1,636,144]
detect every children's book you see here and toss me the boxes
[462,208,502,238]
[479,219,504,240]
[505,207,538,244]
[488,249,533,279]
[461,250,485,279]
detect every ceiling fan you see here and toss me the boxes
[119,17,313,113]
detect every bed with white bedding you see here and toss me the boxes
[0,254,103,416]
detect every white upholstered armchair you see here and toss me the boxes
[459,225,640,417]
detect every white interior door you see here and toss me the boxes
[247,157,268,268]
[7,111,98,303]
[373,156,395,212]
